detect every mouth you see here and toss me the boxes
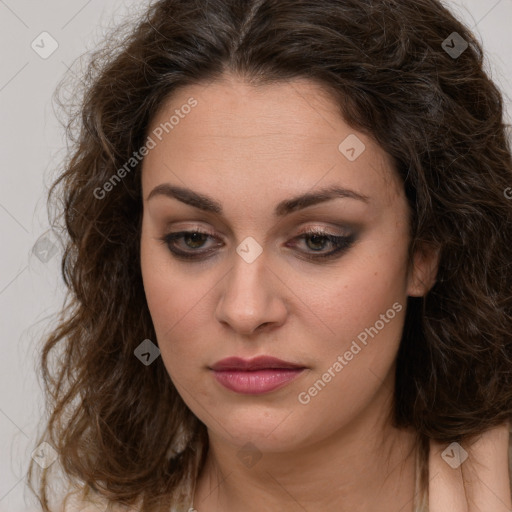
[209,356,307,394]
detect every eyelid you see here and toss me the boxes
[163,221,351,240]
[294,224,351,237]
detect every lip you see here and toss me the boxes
[210,356,305,371]
[209,356,307,395]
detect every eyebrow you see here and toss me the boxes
[146,183,370,216]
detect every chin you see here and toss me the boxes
[204,411,309,451]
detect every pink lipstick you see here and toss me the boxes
[209,356,306,394]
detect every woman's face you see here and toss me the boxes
[140,74,437,452]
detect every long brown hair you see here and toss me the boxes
[27,0,512,510]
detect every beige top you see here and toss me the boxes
[63,422,512,512]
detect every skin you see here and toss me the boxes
[140,73,439,512]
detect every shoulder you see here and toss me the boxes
[428,421,512,511]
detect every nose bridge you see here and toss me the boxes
[225,245,269,315]
[215,241,286,333]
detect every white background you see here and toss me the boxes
[0,0,511,510]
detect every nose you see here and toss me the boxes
[214,249,288,336]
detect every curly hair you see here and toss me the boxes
[27,0,512,510]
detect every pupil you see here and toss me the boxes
[186,233,206,248]
[307,234,326,251]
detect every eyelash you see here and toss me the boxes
[159,227,355,262]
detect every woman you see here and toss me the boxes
[27,0,512,511]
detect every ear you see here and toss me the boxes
[406,243,441,297]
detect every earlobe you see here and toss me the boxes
[406,244,441,297]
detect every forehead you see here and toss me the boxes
[141,75,403,212]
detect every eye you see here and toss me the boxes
[160,229,219,259]
[159,227,355,261]
[288,227,355,261]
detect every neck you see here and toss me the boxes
[192,387,419,512]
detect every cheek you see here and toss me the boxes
[294,284,407,441]
[303,240,409,350]
[140,232,214,379]
[140,226,195,330]
[292,238,409,417]
[141,268,199,382]
[141,232,185,346]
